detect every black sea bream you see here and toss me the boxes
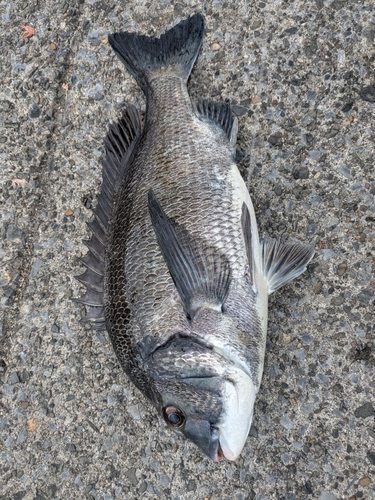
[75,13,314,462]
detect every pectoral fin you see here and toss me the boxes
[261,238,314,294]
[148,189,232,319]
[241,202,254,287]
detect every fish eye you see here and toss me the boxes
[163,405,185,428]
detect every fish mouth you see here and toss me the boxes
[209,427,224,462]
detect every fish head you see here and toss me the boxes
[158,376,224,462]
[149,336,256,462]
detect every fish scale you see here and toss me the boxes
[112,97,244,334]
[75,13,314,462]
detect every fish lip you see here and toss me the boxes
[209,426,224,463]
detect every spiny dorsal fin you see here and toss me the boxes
[195,98,238,151]
[80,305,106,331]
[261,238,315,294]
[148,189,232,320]
[73,105,142,325]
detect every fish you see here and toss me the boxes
[74,13,314,462]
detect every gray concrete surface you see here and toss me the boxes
[1,0,374,499]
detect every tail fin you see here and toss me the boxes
[108,13,205,92]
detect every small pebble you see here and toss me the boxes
[139,482,147,494]
[293,166,309,180]
[9,372,20,384]
[367,451,375,465]
[360,85,375,103]
[29,105,41,119]
[127,404,142,420]
[249,425,258,437]
[314,282,322,294]
[359,477,371,487]
[27,419,38,432]
[50,43,57,50]
[283,334,291,344]
[231,105,248,116]
[187,479,196,491]
[280,414,294,430]
[319,491,336,500]
[355,403,375,418]
[211,43,221,51]
[337,262,347,276]
[65,208,74,216]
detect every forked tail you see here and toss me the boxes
[108,13,205,92]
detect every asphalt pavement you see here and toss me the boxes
[1,0,374,499]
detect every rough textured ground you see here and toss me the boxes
[1,0,374,499]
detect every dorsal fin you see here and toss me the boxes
[195,98,238,151]
[73,105,142,326]
[260,238,315,294]
[148,189,232,320]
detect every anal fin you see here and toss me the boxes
[261,238,315,294]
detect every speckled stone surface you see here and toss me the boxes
[1,1,374,499]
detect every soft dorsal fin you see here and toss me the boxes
[260,238,315,294]
[74,105,142,328]
[148,189,232,319]
[194,98,238,151]
[241,202,254,287]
